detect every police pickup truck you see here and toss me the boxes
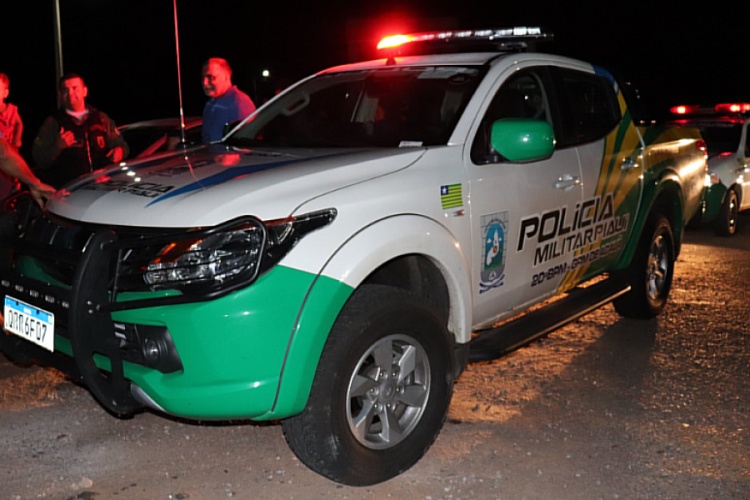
[1,28,707,485]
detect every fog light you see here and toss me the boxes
[143,338,162,364]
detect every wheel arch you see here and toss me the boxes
[651,178,686,255]
[726,182,743,207]
[616,174,685,270]
[266,214,473,419]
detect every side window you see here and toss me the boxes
[555,68,621,147]
[471,69,551,164]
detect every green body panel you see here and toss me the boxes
[16,257,69,288]
[701,183,727,222]
[98,265,351,420]
[261,274,354,420]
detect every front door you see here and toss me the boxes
[464,66,584,328]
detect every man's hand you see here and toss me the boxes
[28,181,57,208]
[1,137,56,207]
[58,127,76,148]
[107,146,125,164]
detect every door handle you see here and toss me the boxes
[555,174,580,190]
[621,158,640,170]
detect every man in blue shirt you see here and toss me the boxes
[201,58,256,143]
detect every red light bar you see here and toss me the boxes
[715,103,750,113]
[670,105,700,115]
[376,27,551,51]
[377,34,428,50]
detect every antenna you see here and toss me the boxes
[53,0,64,108]
[172,0,186,145]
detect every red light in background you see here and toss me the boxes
[696,139,707,156]
[670,105,700,115]
[715,103,750,113]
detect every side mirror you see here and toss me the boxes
[490,118,555,162]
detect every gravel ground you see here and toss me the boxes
[1,222,749,500]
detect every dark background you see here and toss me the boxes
[3,0,748,163]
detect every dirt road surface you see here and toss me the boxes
[2,221,749,500]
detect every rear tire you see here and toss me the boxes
[613,214,674,319]
[282,285,454,486]
[714,188,739,236]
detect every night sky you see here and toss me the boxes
[3,0,748,162]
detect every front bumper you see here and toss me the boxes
[1,210,317,419]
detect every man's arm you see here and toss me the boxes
[31,116,65,170]
[13,113,23,149]
[235,91,256,121]
[1,139,56,206]
[104,114,130,163]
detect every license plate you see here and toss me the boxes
[3,295,55,352]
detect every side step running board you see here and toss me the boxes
[469,278,630,362]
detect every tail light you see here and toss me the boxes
[696,139,707,156]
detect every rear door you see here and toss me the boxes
[548,66,643,287]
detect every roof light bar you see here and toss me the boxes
[376,26,553,51]
[715,103,750,114]
[670,105,700,115]
[671,103,750,116]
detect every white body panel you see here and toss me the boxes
[710,119,750,210]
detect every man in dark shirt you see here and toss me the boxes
[32,72,129,188]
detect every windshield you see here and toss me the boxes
[226,65,486,149]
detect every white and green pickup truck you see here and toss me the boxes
[1,28,707,485]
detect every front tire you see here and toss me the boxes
[714,188,739,236]
[613,214,675,319]
[282,285,454,486]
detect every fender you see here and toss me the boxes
[265,214,473,418]
[618,125,707,265]
[614,168,686,270]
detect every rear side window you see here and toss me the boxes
[554,68,621,147]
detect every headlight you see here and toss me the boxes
[145,227,263,289]
[135,209,336,296]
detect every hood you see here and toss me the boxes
[47,145,425,227]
